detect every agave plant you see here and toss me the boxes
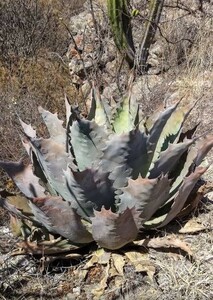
[0,85,212,253]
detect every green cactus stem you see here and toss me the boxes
[107,0,135,68]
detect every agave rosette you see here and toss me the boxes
[0,86,212,251]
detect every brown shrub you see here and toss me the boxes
[0,0,84,164]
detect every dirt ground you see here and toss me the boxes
[0,189,212,300]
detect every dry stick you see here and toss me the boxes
[137,0,165,73]
[88,0,99,35]
[61,22,92,113]
[88,0,104,90]
[62,22,91,85]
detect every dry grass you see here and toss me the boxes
[0,57,78,163]
[0,197,212,299]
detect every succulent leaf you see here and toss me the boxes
[118,175,170,225]
[147,103,192,170]
[17,237,80,255]
[148,139,195,178]
[38,106,66,145]
[91,207,138,250]
[147,103,178,144]
[169,135,213,198]
[168,146,197,197]
[99,133,131,189]
[144,166,208,228]
[195,135,213,166]
[64,94,71,126]
[127,129,148,178]
[69,118,108,171]
[30,196,93,243]
[29,137,77,197]
[112,87,139,134]
[64,168,115,220]
[0,196,32,221]
[19,119,37,156]
[19,118,36,139]
[88,84,111,129]
[0,159,46,198]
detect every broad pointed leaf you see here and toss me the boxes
[112,90,138,134]
[169,146,197,196]
[30,196,93,243]
[148,139,195,178]
[19,119,36,138]
[147,103,192,170]
[18,122,48,185]
[0,197,32,221]
[17,237,80,255]
[145,166,208,228]
[29,137,76,197]
[91,207,138,250]
[99,133,131,189]
[195,135,213,166]
[100,130,148,189]
[118,175,170,226]
[164,135,213,198]
[19,119,36,156]
[127,129,148,178]
[0,159,46,198]
[38,106,66,145]
[69,118,108,171]
[64,168,115,220]
[147,102,179,151]
[88,84,111,129]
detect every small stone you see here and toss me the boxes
[73,286,81,295]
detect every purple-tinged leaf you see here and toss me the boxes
[19,118,36,138]
[19,119,36,156]
[195,135,213,166]
[127,129,148,178]
[145,166,208,228]
[0,197,32,221]
[38,106,66,145]
[100,130,148,189]
[64,168,115,220]
[118,175,170,226]
[31,196,93,244]
[29,137,77,197]
[100,133,131,189]
[148,139,195,178]
[147,103,193,170]
[0,159,46,198]
[91,207,138,250]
